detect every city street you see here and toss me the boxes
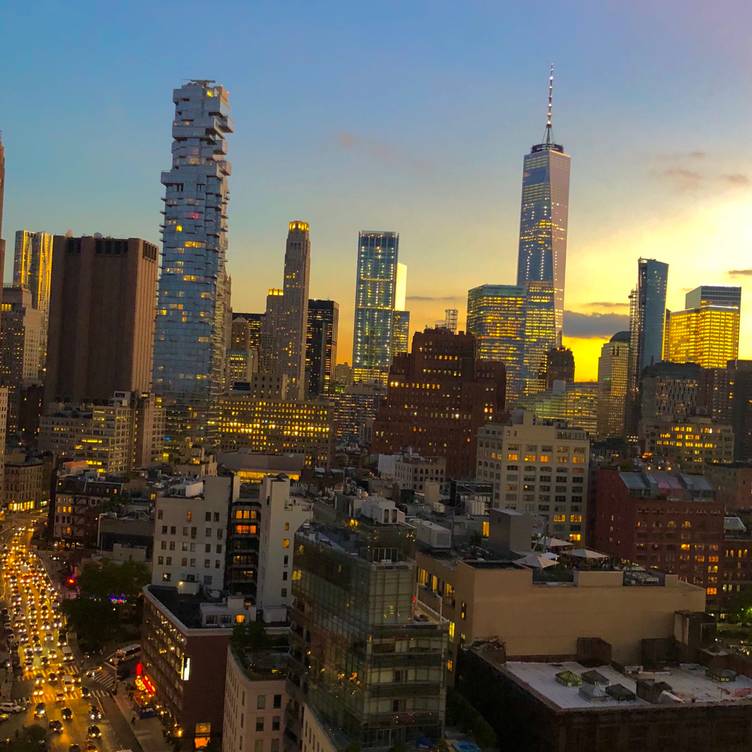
[0,512,136,751]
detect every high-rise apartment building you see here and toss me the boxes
[643,417,734,467]
[152,80,233,459]
[352,231,405,384]
[0,286,43,435]
[305,299,338,397]
[372,328,506,478]
[596,331,630,439]
[261,222,311,401]
[13,230,53,374]
[466,282,556,403]
[628,258,669,394]
[476,411,589,542]
[152,475,237,588]
[290,502,448,751]
[227,312,263,385]
[518,381,599,437]
[664,285,741,369]
[516,68,570,340]
[46,236,158,404]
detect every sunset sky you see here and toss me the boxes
[2,1,751,380]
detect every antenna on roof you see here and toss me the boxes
[544,64,554,145]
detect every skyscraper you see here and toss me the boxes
[466,281,556,403]
[305,299,338,397]
[45,236,158,404]
[0,135,5,307]
[227,312,263,385]
[391,309,410,360]
[596,331,630,439]
[152,80,233,459]
[13,230,53,375]
[628,258,669,396]
[437,307,459,333]
[0,287,43,435]
[516,67,571,340]
[664,285,741,369]
[545,344,575,388]
[260,221,311,400]
[352,231,403,384]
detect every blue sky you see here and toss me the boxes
[2,0,751,377]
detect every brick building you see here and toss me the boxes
[372,328,505,479]
[592,469,724,603]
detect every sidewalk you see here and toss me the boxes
[112,686,171,752]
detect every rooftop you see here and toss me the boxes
[503,660,752,711]
[618,470,715,500]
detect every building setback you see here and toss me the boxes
[261,222,311,401]
[372,327,505,479]
[46,235,158,404]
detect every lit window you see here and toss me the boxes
[282,538,290,549]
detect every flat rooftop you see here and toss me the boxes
[504,660,752,711]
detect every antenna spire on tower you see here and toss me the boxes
[545,64,554,145]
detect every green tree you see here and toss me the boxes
[231,620,270,652]
[62,596,119,650]
[78,559,149,601]
[0,724,47,751]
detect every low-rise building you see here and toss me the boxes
[518,381,599,437]
[3,450,51,511]
[476,412,590,542]
[394,455,446,493]
[461,643,752,752]
[52,471,127,547]
[141,586,253,748]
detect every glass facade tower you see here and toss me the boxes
[152,80,233,460]
[352,231,403,384]
[516,77,570,341]
[628,258,669,394]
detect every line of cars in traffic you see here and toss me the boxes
[0,524,102,750]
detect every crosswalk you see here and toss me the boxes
[91,667,117,692]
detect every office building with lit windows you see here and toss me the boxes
[261,222,312,401]
[664,285,741,369]
[218,390,332,466]
[289,502,448,751]
[643,417,734,467]
[227,312,263,385]
[39,392,164,473]
[467,282,556,403]
[516,69,570,340]
[373,328,505,479]
[518,381,598,437]
[305,299,338,397]
[391,309,410,360]
[597,331,630,439]
[476,411,590,542]
[152,80,233,460]
[0,286,44,435]
[13,230,53,374]
[592,469,723,605]
[352,231,406,384]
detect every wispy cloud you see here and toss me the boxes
[335,131,432,174]
[584,301,629,311]
[407,294,463,302]
[728,269,752,277]
[564,310,629,339]
[651,152,750,193]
